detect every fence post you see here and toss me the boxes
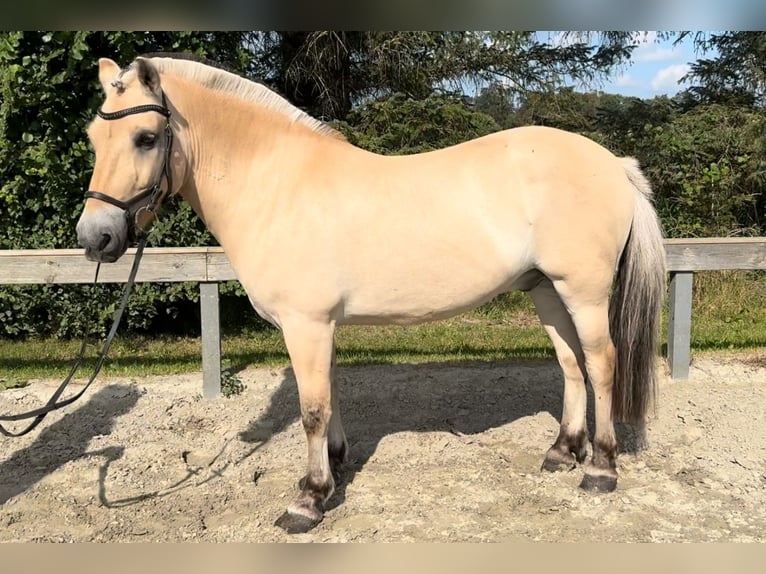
[667,271,693,380]
[199,282,221,398]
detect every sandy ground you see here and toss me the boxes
[1,353,765,542]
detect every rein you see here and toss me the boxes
[0,95,172,438]
[0,239,147,437]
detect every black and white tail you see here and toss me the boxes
[610,158,666,422]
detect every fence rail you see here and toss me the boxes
[663,238,766,379]
[2,238,764,394]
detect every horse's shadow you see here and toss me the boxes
[0,384,140,505]
[238,360,644,513]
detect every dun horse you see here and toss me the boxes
[76,56,666,533]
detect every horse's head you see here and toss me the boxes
[76,57,175,262]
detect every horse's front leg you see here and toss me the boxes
[274,317,338,534]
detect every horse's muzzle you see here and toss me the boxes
[76,206,130,263]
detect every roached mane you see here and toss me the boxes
[138,53,346,141]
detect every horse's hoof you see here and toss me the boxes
[579,473,617,493]
[541,451,577,472]
[274,510,323,534]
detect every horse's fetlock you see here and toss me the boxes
[591,438,618,469]
[301,403,330,435]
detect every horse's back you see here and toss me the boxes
[228,124,639,324]
[319,126,637,323]
[367,124,636,265]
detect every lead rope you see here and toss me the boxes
[0,235,148,437]
[1,89,171,438]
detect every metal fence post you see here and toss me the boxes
[667,271,693,380]
[199,281,221,398]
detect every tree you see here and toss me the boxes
[679,32,766,107]
[256,31,639,121]
[511,87,604,134]
[593,94,678,157]
[472,82,518,129]
[336,93,501,155]
[0,31,254,337]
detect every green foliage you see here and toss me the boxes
[259,31,637,121]
[472,83,517,129]
[680,32,766,107]
[0,31,253,338]
[636,105,766,237]
[1,30,765,342]
[504,86,766,238]
[690,271,766,351]
[0,377,28,391]
[336,93,500,154]
[220,368,246,398]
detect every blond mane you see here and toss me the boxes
[145,56,345,140]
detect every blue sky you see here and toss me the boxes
[541,32,706,99]
[600,32,700,98]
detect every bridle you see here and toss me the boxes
[84,92,174,244]
[0,93,173,438]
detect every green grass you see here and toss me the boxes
[0,292,550,387]
[1,273,765,388]
[686,270,766,353]
[0,318,554,388]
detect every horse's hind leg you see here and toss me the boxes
[274,318,338,533]
[530,280,590,471]
[554,280,619,492]
[328,343,349,472]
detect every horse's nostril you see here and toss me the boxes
[98,233,111,251]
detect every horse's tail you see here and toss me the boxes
[610,157,666,423]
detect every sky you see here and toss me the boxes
[600,32,700,98]
[542,31,707,99]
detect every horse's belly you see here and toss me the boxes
[339,266,541,326]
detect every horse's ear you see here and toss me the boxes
[134,57,161,95]
[97,58,121,92]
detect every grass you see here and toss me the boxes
[686,270,766,353]
[1,273,765,388]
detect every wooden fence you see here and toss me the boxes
[1,238,764,395]
[664,238,766,378]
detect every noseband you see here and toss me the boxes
[84,92,174,244]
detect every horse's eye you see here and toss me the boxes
[135,132,157,150]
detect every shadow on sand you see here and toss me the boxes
[0,384,140,504]
[237,359,645,514]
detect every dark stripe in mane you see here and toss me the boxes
[139,52,238,75]
[136,52,346,140]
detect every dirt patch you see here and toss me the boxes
[1,356,765,542]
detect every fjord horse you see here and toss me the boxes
[76,56,666,533]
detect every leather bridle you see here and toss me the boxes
[85,93,174,245]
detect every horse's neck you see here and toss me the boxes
[170,82,325,242]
